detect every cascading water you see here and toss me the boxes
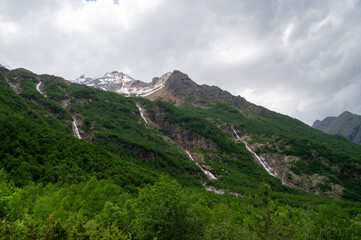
[231,126,241,139]
[186,150,217,180]
[73,119,82,139]
[36,82,45,97]
[136,103,148,124]
[231,126,275,177]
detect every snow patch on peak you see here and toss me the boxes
[74,70,173,98]
[122,74,133,83]
[101,71,135,84]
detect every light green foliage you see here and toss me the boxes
[203,203,245,239]
[244,183,309,239]
[126,177,210,240]
[310,204,354,240]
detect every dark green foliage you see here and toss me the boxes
[0,78,156,189]
[65,86,203,186]
[20,77,72,123]
[1,68,361,239]
[155,101,247,154]
[183,101,361,201]
[141,101,301,195]
[42,80,66,101]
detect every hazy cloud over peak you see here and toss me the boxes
[1,0,360,125]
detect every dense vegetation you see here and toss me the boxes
[1,67,361,239]
[1,173,361,239]
[181,101,361,201]
[0,73,156,191]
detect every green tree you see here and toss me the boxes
[203,203,245,240]
[69,218,90,240]
[127,176,209,240]
[244,183,309,239]
[310,203,352,240]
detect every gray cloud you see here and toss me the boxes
[1,0,360,125]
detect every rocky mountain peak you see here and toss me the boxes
[73,69,264,115]
[73,70,173,97]
[165,70,198,98]
[340,111,353,117]
[313,111,361,144]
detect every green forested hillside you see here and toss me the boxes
[1,67,361,239]
[181,101,361,200]
[0,71,156,189]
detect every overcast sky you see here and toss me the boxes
[1,0,360,125]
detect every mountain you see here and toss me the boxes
[72,69,361,199]
[75,70,262,113]
[4,67,361,200]
[74,71,172,97]
[313,111,361,144]
[1,67,361,238]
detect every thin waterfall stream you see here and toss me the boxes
[231,126,275,177]
[36,82,45,97]
[73,119,82,139]
[186,150,217,180]
[136,103,148,124]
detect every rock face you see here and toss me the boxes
[313,111,361,144]
[150,103,219,152]
[241,134,345,198]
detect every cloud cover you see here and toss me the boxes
[1,0,360,125]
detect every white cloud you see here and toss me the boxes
[0,0,361,125]
[282,23,294,48]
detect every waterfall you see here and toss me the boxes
[36,82,45,97]
[73,119,82,139]
[186,150,217,180]
[243,141,275,177]
[231,126,241,139]
[136,103,148,124]
[232,126,275,177]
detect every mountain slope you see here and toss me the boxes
[0,70,156,190]
[4,68,286,194]
[1,66,361,239]
[75,69,361,200]
[313,111,361,144]
[2,66,361,200]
